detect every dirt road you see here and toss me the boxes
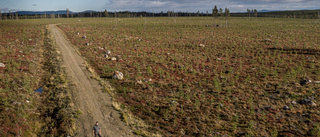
[48,24,135,137]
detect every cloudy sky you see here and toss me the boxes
[0,0,319,13]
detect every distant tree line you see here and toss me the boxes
[0,8,319,20]
[232,9,320,19]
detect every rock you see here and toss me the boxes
[113,71,123,80]
[292,101,297,104]
[265,38,272,42]
[104,54,109,58]
[205,25,211,27]
[170,101,179,105]
[144,78,152,82]
[300,98,316,106]
[85,43,90,46]
[0,63,5,68]
[311,102,317,107]
[178,64,184,68]
[199,44,205,47]
[76,32,80,35]
[283,106,289,110]
[300,79,311,86]
[216,58,222,61]
[110,57,117,61]
[106,50,111,55]
[82,36,86,39]
[136,80,143,84]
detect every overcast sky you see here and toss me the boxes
[0,0,319,13]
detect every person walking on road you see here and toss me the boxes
[93,121,101,137]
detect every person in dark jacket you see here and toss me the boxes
[93,121,101,137]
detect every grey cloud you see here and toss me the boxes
[32,4,37,6]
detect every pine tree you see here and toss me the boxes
[254,9,258,17]
[105,9,108,17]
[0,11,2,20]
[212,5,218,17]
[219,8,224,17]
[225,8,230,17]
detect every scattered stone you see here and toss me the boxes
[85,43,90,46]
[300,79,311,86]
[104,54,109,58]
[113,71,123,80]
[144,78,152,82]
[82,36,86,39]
[26,100,30,103]
[106,50,111,55]
[136,80,143,85]
[292,101,297,104]
[178,64,184,68]
[300,98,316,106]
[205,25,211,27]
[311,102,317,107]
[265,38,272,42]
[76,32,80,35]
[216,58,222,61]
[110,57,117,61]
[0,63,5,68]
[170,101,179,105]
[199,44,205,47]
[283,106,289,110]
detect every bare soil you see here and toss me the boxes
[48,24,135,137]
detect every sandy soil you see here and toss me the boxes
[48,24,135,137]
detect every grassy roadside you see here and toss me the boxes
[37,26,78,136]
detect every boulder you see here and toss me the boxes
[110,57,117,61]
[113,71,123,80]
[199,44,205,47]
[0,63,5,68]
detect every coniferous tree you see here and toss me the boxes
[212,5,218,17]
[219,8,224,16]
[105,9,108,17]
[254,9,258,17]
[225,8,230,17]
